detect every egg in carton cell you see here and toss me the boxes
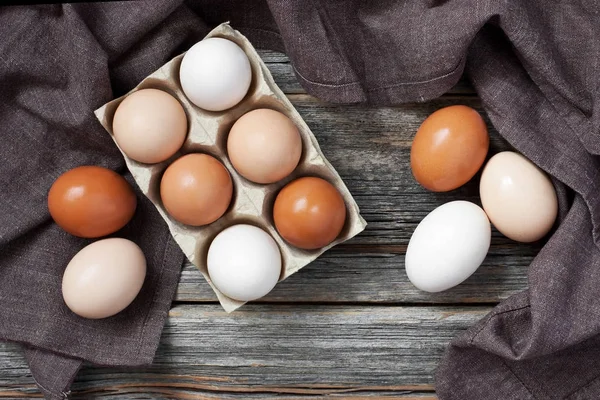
[95,22,367,312]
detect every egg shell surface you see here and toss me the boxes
[180,37,252,111]
[112,88,188,164]
[273,177,346,250]
[227,108,302,184]
[410,105,489,192]
[405,200,491,293]
[207,224,282,302]
[480,151,558,242]
[62,238,147,319]
[48,166,137,238]
[160,153,233,226]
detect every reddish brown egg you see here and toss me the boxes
[273,177,346,250]
[410,105,489,192]
[160,153,233,226]
[48,166,137,238]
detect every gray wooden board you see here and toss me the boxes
[0,305,487,398]
[0,50,538,399]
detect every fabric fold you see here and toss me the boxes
[25,347,83,400]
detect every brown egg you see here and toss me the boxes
[48,166,137,238]
[410,105,489,192]
[273,177,346,250]
[160,153,233,226]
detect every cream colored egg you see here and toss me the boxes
[62,238,147,319]
[479,151,558,242]
[227,109,302,184]
[112,88,187,164]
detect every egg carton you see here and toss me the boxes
[94,22,367,312]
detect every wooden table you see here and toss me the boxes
[0,51,538,399]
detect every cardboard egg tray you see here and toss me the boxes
[94,22,367,312]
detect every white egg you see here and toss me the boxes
[405,201,491,293]
[179,38,252,112]
[207,224,282,302]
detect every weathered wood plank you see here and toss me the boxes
[176,246,531,303]
[0,386,436,400]
[257,49,291,64]
[76,392,436,399]
[173,94,536,303]
[262,50,475,95]
[0,305,487,399]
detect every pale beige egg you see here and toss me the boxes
[479,151,558,243]
[227,109,302,184]
[62,238,147,319]
[112,88,187,164]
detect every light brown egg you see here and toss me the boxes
[112,88,187,164]
[480,151,558,242]
[62,238,146,319]
[227,109,302,184]
[410,105,489,192]
[48,166,137,238]
[273,177,346,250]
[160,153,233,226]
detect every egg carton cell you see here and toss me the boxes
[95,22,367,312]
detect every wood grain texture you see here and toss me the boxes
[0,305,487,399]
[176,246,532,304]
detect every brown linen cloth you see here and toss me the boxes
[1,1,599,399]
